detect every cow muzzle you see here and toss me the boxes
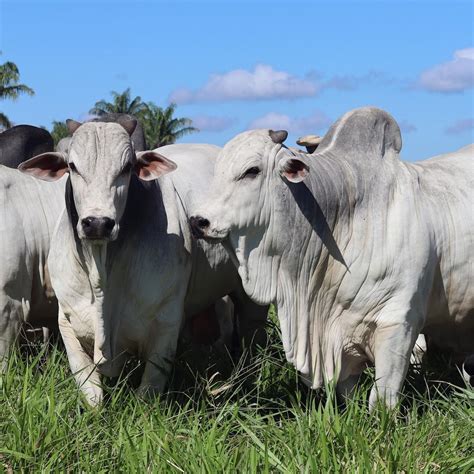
[189,214,230,242]
[81,216,116,241]
[189,215,210,239]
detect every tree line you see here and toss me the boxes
[0,59,198,148]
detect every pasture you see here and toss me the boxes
[1,309,472,472]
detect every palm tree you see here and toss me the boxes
[0,60,35,129]
[143,102,198,148]
[89,88,147,117]
[50,120,69,147]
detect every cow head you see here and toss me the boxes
[19,119,177,243]
[190,129,309,302]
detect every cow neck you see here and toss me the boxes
[65,174,111,365]
[274,151,358,389]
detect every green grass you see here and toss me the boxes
[1,312,473,473]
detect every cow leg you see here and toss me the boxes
[230,288,268,350]
[137,305,184,398]
[58,308,103,407]
[0,295,22,373]
[369,322,419,410]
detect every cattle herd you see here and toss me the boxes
[0,107,472,410]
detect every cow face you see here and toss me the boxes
[190,129,309,302]
[18,119,177,243]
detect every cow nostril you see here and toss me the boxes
[196,217,210,229]
[82,217,93,229]
[103,218,115,231]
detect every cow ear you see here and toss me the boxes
[278,156,309,183]
[134,151,177,181]
[66,119,82,135]
[18,152,68,181]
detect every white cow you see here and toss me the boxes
[19,119,266,405]
[0,165,65,369]
[190,107,474,409]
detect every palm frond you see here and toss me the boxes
[0,111,12,129]
[0,60,35,101]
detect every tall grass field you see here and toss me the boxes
[1,309,473,472]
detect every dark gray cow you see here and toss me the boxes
[0,125,54,167]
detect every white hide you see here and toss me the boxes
[0,165,65,369]
[195,107,474,408]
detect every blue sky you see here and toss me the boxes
[1,0,472,160]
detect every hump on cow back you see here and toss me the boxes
[317,107,402,161]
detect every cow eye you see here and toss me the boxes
[69,162,77,172]
[241,166,260,179]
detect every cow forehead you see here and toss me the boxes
[69,122,132,164]
[217,129,275,173]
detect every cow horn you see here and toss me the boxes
[296,135,322,147]
[269,129,288,144]
[117,118,137,137]
[66,119,82,135]
[296,134,322,153]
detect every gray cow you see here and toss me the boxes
[19,119,266,405]
[190,107,473,409]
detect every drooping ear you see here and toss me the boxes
[116,117,137,137]
[278,156,309,183]
[18,152,68,181]
[66,119,82,135]
[134,151,177,181]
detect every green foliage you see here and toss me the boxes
[0,60,35,129]
[89,88,148,118]
[50,121,69,147]
[89,88,198,148]
[1,315,472,472]
[142,102,198,149]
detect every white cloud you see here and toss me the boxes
[168,65,396,104]
[248,111,332,134]
[418,47,474,93]
[445,118,474,135]
[323,71,395,91]
[192,115,236,132]
[169,64,320,104]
